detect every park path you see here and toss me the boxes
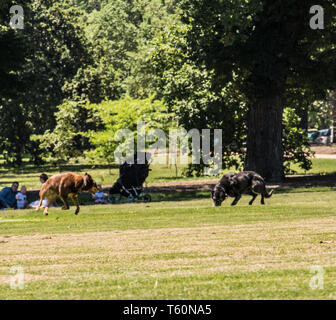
[313,154,336,159]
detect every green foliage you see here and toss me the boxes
[85,97,174,166]
[143,23,248,176]
[148,0,336,178]
[0,0,32,165]
[0,0,31,98]
[0,0,95,165]
[82,0,178,99]
[1,0,335,180]
[308,91,336,129]
[0,0,122,165]
[283,108,313,175]
[31,100,101,169]
[0,101,30,166]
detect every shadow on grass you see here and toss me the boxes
[27,186,336,210]
[75,191,211,206]
[153,176,213,181]
[275,186,336,194]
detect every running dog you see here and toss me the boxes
[36,172,99,215]
[211,171,273,206]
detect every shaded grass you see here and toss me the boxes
[1,158,336,190]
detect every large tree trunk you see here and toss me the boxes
[244,95,284,182]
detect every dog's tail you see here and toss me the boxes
[264,188,274,198]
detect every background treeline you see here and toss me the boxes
[1,0,335,179]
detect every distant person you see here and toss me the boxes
[39,173,48,184]
[0,182,19,209]
[29,174,55,209]
[93,185,107,204]
[16,186,28,209]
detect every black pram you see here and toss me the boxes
[109,152,151,203]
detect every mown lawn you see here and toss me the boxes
[1,188,336,299]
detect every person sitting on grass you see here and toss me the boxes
[0,182,19,210]
[29,173,55,209]
[93,185,107,204]
[16,186,29,209]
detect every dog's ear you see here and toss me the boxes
[217,186,227,199]
[83,173,89,187]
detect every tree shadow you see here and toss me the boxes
[282,172,336,188]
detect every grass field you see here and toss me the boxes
[1,188,336,299]
[1,158,336,190]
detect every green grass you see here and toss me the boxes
[1,158,336,190]
[290,158,336,175]
[1,188,336,299]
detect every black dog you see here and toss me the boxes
[211,171,273,206]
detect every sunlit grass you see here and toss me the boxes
[0,189,336,299]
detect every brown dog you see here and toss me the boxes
[36,172,99,216]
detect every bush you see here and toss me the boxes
[283,107,313,175]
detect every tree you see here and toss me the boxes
[28,0,177,166]
[146,23,247,176]
[308,91,336,130]
[178,0,336,181]
[31,100,101,170]
[0,0,32,165]
[283,107,313,175]
[0,0,113,164]
[85,97,174,170]
[0,0,31,99]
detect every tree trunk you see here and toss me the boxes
[296,107,308,131]
[330,92,336,143]
[244,95,284,182]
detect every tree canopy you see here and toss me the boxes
[0,0,335,180]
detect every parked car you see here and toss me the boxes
[308,130,319,144]
[309,128,331,145]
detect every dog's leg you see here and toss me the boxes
[59,195,70,210]
[43,206,49,216]
[261,195,265,205]
[36,198,43,211]
[245,188,258,205]
[251,180,265,205]
[231,194,241,206]
[249,193,258,205]
[35,186,46,211]
[36,189,46,212]
[71,195,80,215]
